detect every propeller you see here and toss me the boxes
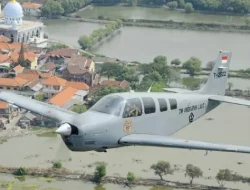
[54,136,71,162]
[53,123,73,162]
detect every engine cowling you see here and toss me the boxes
[55,123,79,136]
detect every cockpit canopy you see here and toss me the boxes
[89,95,143,118]
[90,95,125,116]
[90,94,177,118]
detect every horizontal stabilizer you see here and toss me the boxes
[119,134,250,154]
[209,95,250,107]
[163,88,193,93]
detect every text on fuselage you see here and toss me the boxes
[213,71,226,78]
[179,103,205,114]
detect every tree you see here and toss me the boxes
[182,77,202,90]
[151,81,166,92]
[206,61,215,70]
[94,163,107,184]
[71,104,87,113]
[144,71,163,82]
[153,55,167,64]
[78,35,93,50]
[167,1,178,10]
[185,2,194,13]
[228,82,233,90]
[13,167,27,176]
[167,68,181,85]
[100,62,123,79]
[216,169,233,187]
[182,57,201,76]
[49,42,69,50]
[34,92,45,101]
[185,164,203,185]
[41,0,64,17]
[150,161,174,180]
[127,172,136,184]
[171,58,181,67]
[177,0,185,8]
[52,161,62,169]
[115,66,139,89]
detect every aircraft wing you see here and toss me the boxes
[119,134,250,154]
[162,88,193,93]
[0,91,77,122]
[209,95,250,107]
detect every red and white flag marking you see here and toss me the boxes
[222,56,228,64]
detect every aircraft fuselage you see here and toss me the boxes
[61,92,220,152]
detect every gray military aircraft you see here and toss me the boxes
[1,50,250,154]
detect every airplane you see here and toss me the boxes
[1,50,250,154]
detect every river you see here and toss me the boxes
[0,104,250,190]
[42,18,250,89]
[43,19,250,71]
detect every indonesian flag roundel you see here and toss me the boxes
[222,56,228,64]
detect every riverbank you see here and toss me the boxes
[60,15,250,34]
[0,166,240,190]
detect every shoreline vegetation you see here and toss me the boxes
[61,16,250,34]
[0,165,244,190]
[78,19,123,50]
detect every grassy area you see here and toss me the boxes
[0,180,39,190]
[30,126,57,137]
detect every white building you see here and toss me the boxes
[22,3,41,17]
[28,36,47,48]
[0,0,47,46]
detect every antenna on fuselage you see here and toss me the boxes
[147,83,153,93]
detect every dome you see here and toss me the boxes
[3,0,23,18]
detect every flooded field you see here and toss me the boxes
[0,104,250,189]
[0,174,163,190]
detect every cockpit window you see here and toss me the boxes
[90,95,124,116]
[123,98,142,118]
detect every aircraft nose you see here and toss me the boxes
[55,123,72,136]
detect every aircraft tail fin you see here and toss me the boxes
[197,50,232,95]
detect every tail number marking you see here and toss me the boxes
[213,71,226,78]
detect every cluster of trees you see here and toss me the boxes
[97,55,204,93]
[41,0,92,17]
[78,20,123,50]
[49,42,69,51]
[71,104,88,113]
[93,162,135,186]
[137,56,180,92]
[151,161,241,187]
[93,0,166,6]
[93,0,250,14]
[185,0,250,14]
[150,161,203,184]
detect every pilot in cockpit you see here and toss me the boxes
[124,102,142,118]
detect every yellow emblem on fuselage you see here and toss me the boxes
[123,120,132,132]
